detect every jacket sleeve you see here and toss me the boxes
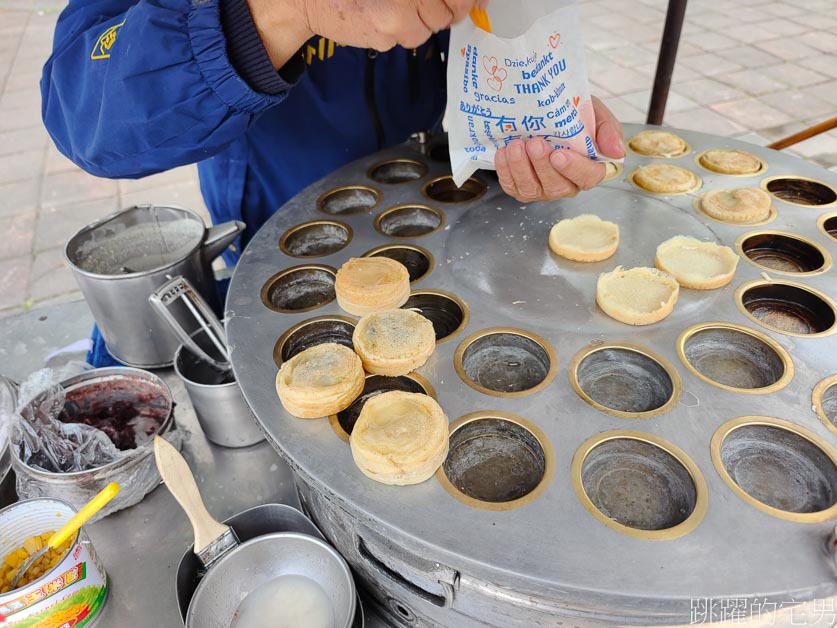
[41,0,298,178]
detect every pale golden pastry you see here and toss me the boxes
[548,214,619,262]
[335,257,410,316]
[353,309,435,376]
[628,130,688,158]
[597,266,679,325]
[632,164,700,194]
[350,391,449,485]
[698,149,763,175]
[276,343,364,418]
[655,236,739,290]
[700,188,772,223]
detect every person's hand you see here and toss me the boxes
[250,0,483,70]
[494,97,625,202]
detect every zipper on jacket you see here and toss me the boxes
[364,50,385,150]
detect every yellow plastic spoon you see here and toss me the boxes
[10,482,120,590]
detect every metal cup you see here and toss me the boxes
[174,335,264,449]
[64,205,244,368]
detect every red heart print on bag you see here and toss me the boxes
[487,68,507,91]
[483,56,499,75]
[549,33,561,48]
[573,96,580,107]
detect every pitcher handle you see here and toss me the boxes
[202,220,245,261]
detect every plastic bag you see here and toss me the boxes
[2,365,181,521]
[446,0,615,185]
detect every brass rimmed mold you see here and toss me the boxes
[367,158,428,184]
[329,372,436,444]
[260,265,337,314]
[422,176,487,203]
[761,175,837,208]
[373,204,445,238]
[317,185,381,215]
[361,243,434,284]
[568,342,681,419]
[694,150,768,177]
[571,430,708,540]
[818,211,837,241]
[676,323,793,394]
[628,168,702,196]
[278,220,352,258]
[602,160,624,182]
[692,196,777,227]
[814,375,837,438]
[436,411,556,511]
[454,327,557,397]
[711,416,837,523]
[735,230,831,276]
[272,314,357,367]
[735,279,837,338]
[401,289,469,343]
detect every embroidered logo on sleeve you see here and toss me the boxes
[91,20,125,60]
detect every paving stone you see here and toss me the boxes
[797,54,837,80]
[0,148,43,184]
[0,103,41,131]
[0,86,40,110]
[674,78,744,106]
[691,31,739,53]
[792,13,837,30]
[761,1,807,17]
[799,31,837,54]
[806,81,837,108]
[664,107,747,136]
[3,70,42,93]
[35,196,119,251]
[28,246,76,301]
[723,23,781,45]
[756,18,811,37]
[117,165,198,195]
[44,143,77,175]
[601,45,659,69]
[755,38,823,62]
[716,46,781,70]
[760,62,830,88]
[0,210,34,260]
[717,68,788,95]
[786,131,837,160]
[589,65,653,96]
[678,53,742,77]
[0,257,31,310]
[0,179,38,218]
[41,169,118,207]
[710,98,793,131]
[620,89,697,114]
[758,90,836,121]
[599,97,646,125]
[0,125,48,157]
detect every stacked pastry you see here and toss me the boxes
[335,257,410,315]
[350,391,449,485]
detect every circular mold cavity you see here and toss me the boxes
[260,265,337,313]
[273,315,356,367]
[422,176,487,203]
[677,323,793,394]
[317,185,381,215]
[429,142,450,163]
[735,280,837,337]
[735,231,830,275]
[572,431,707,540]
[711,416,837,522]
[762,176,837,207]
[374,204,445,238]
[362,244,433,284]
[437,412,555,511]
[278,220,352,258]
[367,158,428,184]
[454,328,557,397]
[818,212,837,241]
[602,161,624,182]
[814,376,837,437]
[329,373,436,443]
[569,343,681,418]
[401,290,469,343]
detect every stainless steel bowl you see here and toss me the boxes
[186,532,356,628]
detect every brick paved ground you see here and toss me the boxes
[1,0,836,316]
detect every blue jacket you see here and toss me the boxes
[42,0,449,264]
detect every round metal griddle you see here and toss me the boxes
[226,124,837,627]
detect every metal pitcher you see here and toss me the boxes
[64,205,244,368]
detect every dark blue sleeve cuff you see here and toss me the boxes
[220,0,304,95]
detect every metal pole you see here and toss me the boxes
[647,0,688,125]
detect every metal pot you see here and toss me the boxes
[64,205,244,368]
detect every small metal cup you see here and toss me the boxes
[174,335,264,449]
